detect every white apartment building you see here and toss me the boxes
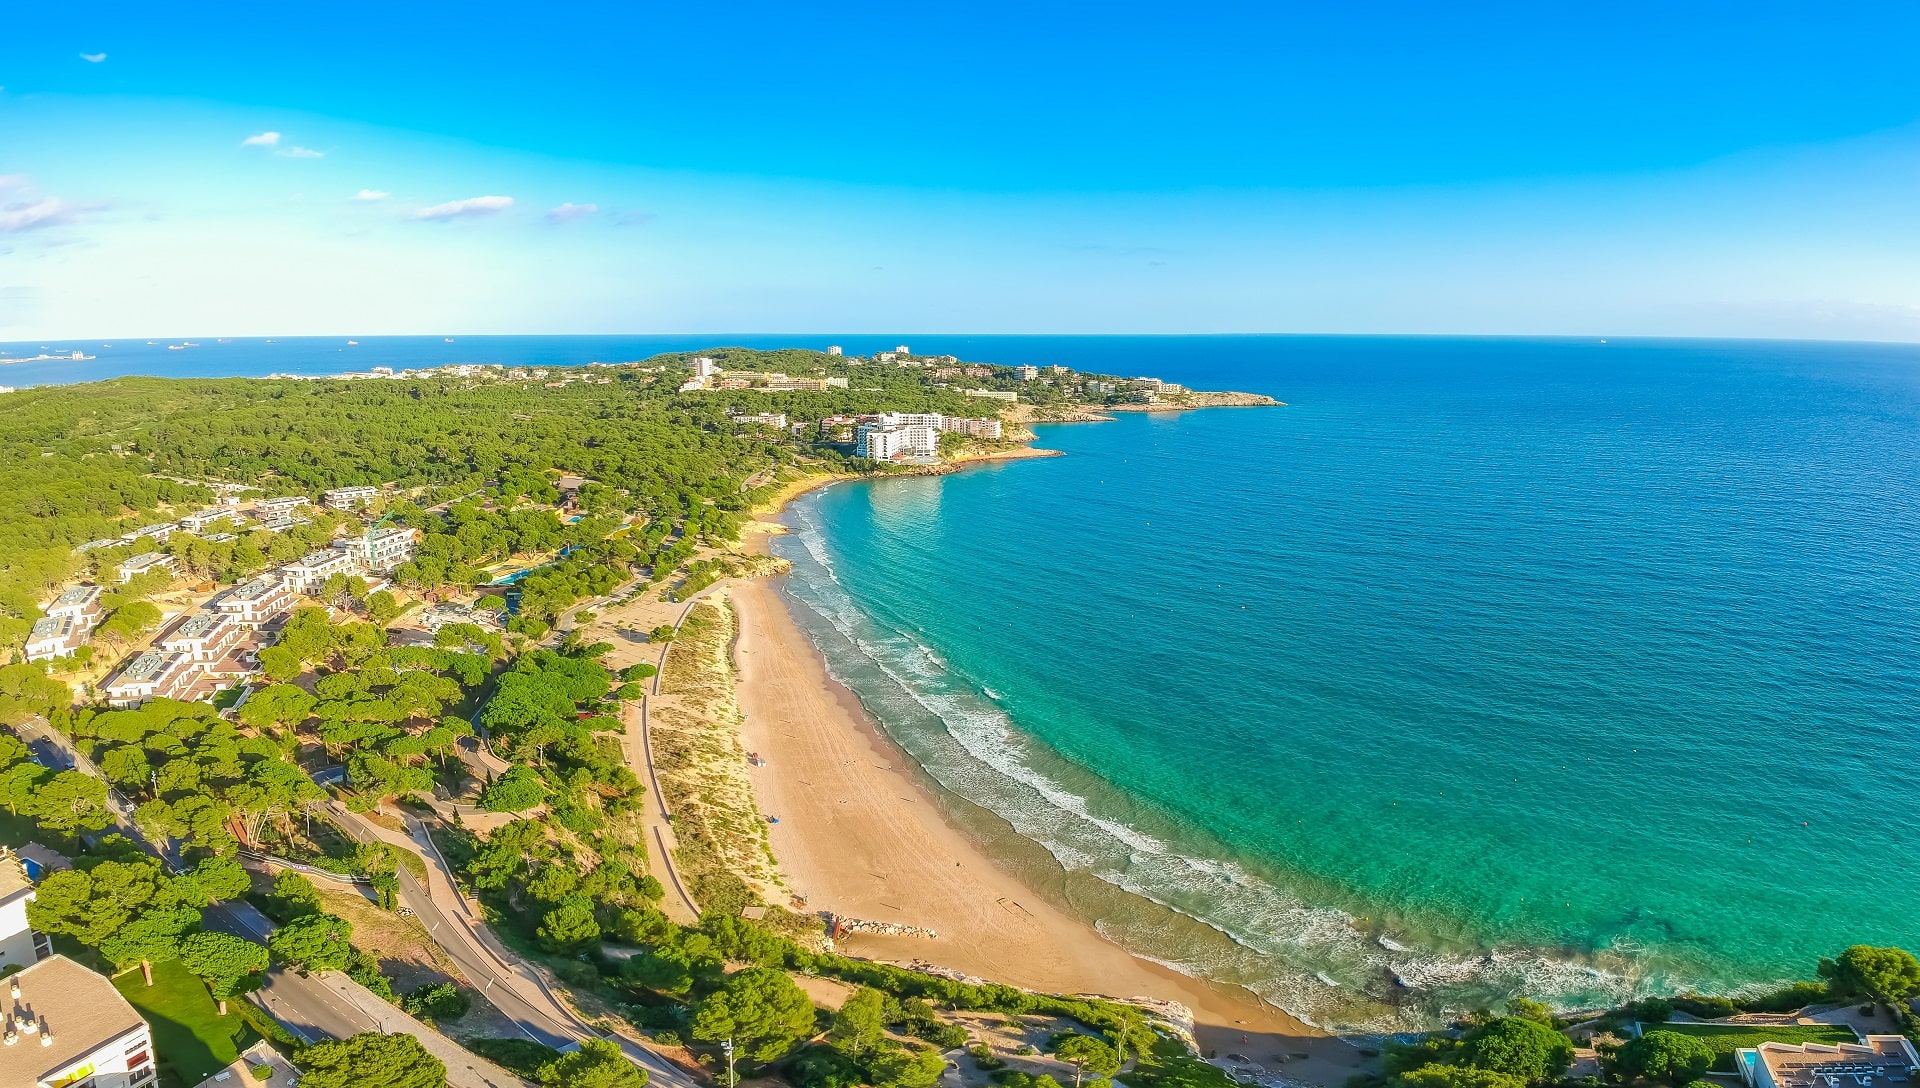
[255,495,310,515]
[102,651,202,708]
[1012,365,1039,381]
[692,357,720,378]
[177,509,235,534]
[733,412,788,429]
[323,485,381,508]
[826,345,843,356]
[116,553,179,584]
[0,955,156,1088]
[216,578,297,627]
[877,412,944,428]
[940,416,1004,440]
[23,617,82,663]
[278,547,361,594]
[964,389,1019,403]
[46,585,103,628]
[121,523,175,544]
[0,856,51,982]
[158,612,244,663]
[344,527,417,572]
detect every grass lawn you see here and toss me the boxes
[1646,1023,1860,1072]
[114,957,260,1088]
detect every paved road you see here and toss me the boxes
[204,899,380,1043]
[331,807,701,1088]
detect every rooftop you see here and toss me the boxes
[52,585,100,608]
[27,616,67,641]
[121,551,170,567]
[168,612,224,639]
[225,578,280,602]
[1751,1037,1920,1088]
[0,855,30,905]
[113,651,172,684]
[0,955,147,1088]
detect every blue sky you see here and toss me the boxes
[4,1,1920,339]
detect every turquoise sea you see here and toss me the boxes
[764,336,1920,1032]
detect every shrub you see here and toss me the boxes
[1608,1030,1715,1085]
[1459,1017,1574,1082]
[402,981,471,1022]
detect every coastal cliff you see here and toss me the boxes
[1008,388,1280,423]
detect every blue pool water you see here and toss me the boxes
[764,336,1920,1031]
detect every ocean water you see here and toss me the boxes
[765,336,1920,1032]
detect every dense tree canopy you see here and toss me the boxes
[691,966,819,1061]
[1609,1031,1716,1086]
[297,1032,447,1088]
[1819,945,1920,1006]
[1459,1017,1574,1083]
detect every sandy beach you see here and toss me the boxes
[729,566,1367,1085]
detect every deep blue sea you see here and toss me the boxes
[15,333,1919,1030]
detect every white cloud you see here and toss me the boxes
[547,202,598,223]
[412,195,513,221]
[0,197,79,233]
[354,189,390,201]
[79,52,107,63]
[277,146,324,159]
[242,131,281,147]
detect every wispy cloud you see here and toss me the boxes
[547,202,598,223]
[412,195,513,221]
[277,146,324,159]
[241,131,281,147]
[79,52,107,63]
[1,197,82,233]
[354,189,390,201]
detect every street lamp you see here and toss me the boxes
[723,1038,737,1088]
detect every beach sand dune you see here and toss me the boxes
[730,575,1367,1085]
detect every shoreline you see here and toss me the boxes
[730,576,1365,1082]
[728,408,1367,1085]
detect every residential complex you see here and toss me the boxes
[255,495,310,516]
[47,585,104,628]
[122,523,175,544]
[158,611,244,663]
[1737,1037,1920,1088]
[277,547,361,594]
[344,527,418,572]
[23,617,82,663]
[964,388,1019,403]
[178,508,234,534]
[853,411,1005,461]
[216,577,297,628]
[102,651,201,708]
